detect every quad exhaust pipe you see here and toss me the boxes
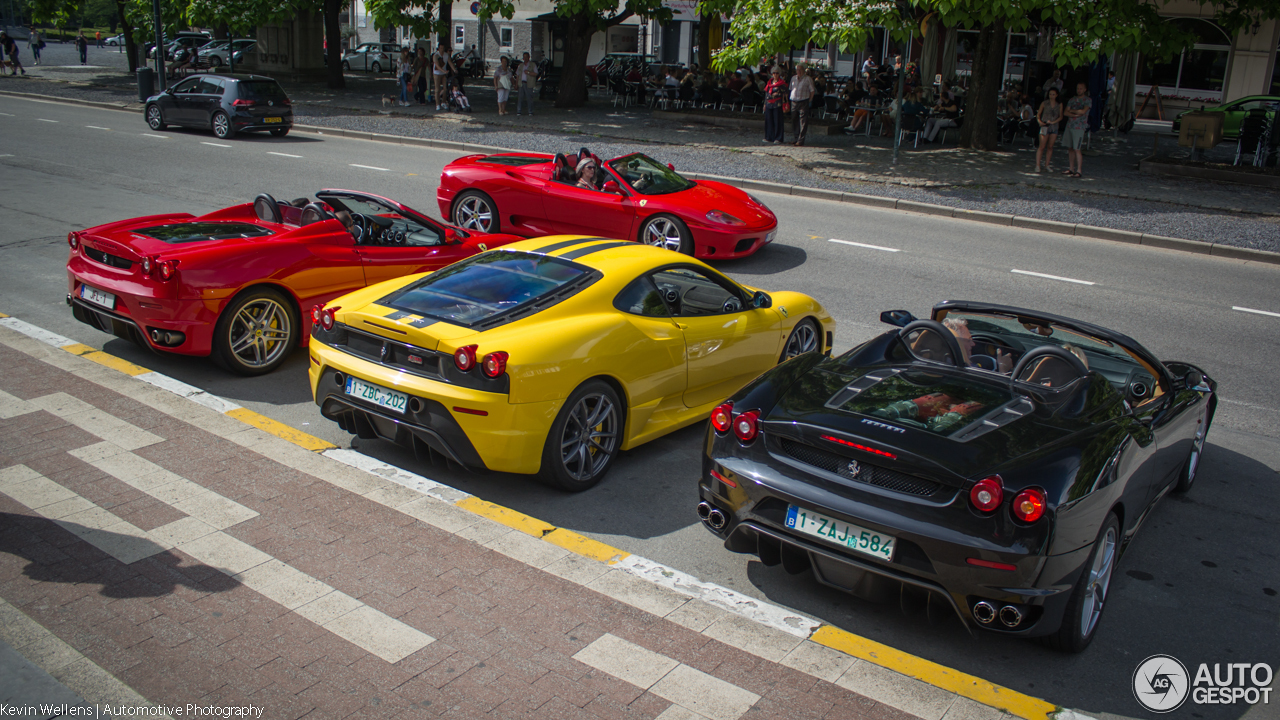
[998,605,1023,627]
[972,600,1025,628]
[696,501,728,530]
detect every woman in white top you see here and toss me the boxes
[493,56,513,115]
[432,43,454,111]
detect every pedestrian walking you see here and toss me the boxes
[411,47,428,105]
[95,30,103,48]
[762,66,786,143]
[432,42,453,111]
[75,31,88,65]
[493,56,513,115]
[516,52,537,115]
[28,28,43,65]
[397,48,412,106]
[1062,82,1092,178]
[1035,86,1062,173]
[1,32,25,75]
[788,61,814,146]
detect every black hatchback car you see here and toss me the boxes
[144,74,293,140]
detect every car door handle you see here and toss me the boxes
[676,323,689,330]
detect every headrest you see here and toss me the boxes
[253,193,282,224]
[299,202,334,226]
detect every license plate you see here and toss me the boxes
[79,284,115,310]
[264,117,282,123]
[345,376,408,414]
[786,505,895,561]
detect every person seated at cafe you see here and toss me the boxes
[844,84,885,133]
[695,72,717,103]
[839,79,867,114]
[655,66,680,100]
[168,45,198,79]
[811,70,827,108]
[726,70,747,93]
[922,93,961,143]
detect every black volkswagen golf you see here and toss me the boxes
[698,301,1216,652]
[144,74,293,140]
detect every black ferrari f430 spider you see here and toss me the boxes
[698,301,1216,652]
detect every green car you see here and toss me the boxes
[1173,95,1280,139]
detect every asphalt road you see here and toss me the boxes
[2,96,1278,720]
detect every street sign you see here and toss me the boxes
[470,2,479,15]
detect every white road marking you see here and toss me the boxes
[350,163,390,171]
[268,151,302,158]
[0,112,14,116]
[86,125,111,130]
[140,133,169,139]
[1232,306,1280,319]
[1010,269,1096,286]
[0,154,12,158]
[37,119,59,123]
[201,141,232,148]
[829,238,901,253]
[27,393,162,451]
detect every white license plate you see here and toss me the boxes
[786,505,895,561]
[345,376,408,414]
[264,117,283,123]
[79,284,115,310]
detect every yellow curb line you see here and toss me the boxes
[0,312,9,318]
[39,331,1060,717]
[810,625,1059,720]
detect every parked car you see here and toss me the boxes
[310,237,833,490]
[147,31,210,59]
[438,152,778,260]
[66,190,525,375]
[341,42,400,73]
[697,301,1216,652]
[145,74,292,140]
[199,39,256,68]
[105,34,126,46]
[1172,95,1280,139]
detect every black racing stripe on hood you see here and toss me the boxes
[531,237,609,253]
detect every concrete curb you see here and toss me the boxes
[3,88,1277,267]
[0,310,1074,720]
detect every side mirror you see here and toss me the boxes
[751,291,771,309]
[602,180,622,194]
[880,309,916,327]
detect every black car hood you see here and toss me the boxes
[763,359,1112,485]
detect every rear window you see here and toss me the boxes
[380,251,593,327]
[237,81,288,102]
[837,370,1012,437]
[134,222,274,244]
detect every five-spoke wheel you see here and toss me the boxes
[452,190,499,233]
[640,214,691,254]
[213,289,297,375]
[782,319,820,361]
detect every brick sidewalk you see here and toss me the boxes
[0,324,980,720]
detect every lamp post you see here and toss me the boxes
[892,32,912,165]
[151,0,166,89]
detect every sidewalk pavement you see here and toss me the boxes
[2,54,1278,251]
[0,314,1067,720]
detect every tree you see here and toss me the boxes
[705,0,1279,150]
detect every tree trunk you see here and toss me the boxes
[115,0,137,73]
[555,13,593,108]
[959,19,1004,150]
[438,2,452,52]
[696,12,711,70]
[324,0,345,89]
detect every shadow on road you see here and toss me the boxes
[717,243,808,276]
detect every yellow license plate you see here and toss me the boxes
[264,117,282,123]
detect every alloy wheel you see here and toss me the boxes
[456,196,494,232]
[146,106,162,129]
[227,298,291,369]
[559,393,618,483]
[784,322,818,359]
[1080,525,1116,638]
[644,217,683,251]
[212,112,230,138]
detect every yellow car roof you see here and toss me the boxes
[495,236,698,277]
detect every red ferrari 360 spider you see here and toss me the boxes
[437,151,778,259]
[66,190,522,375]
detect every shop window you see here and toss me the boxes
[455,24,465,50]
[499,26,513,52]
[1136,18,1232,99]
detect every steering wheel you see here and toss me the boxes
[722,297,743,313]
[349,213,368,243]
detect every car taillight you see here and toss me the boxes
[1012,488,1046,523]
[481,351,508,378]
[732,410,759,443]
[320,305,340,331]
[232,98,254,107]
[311,305,323,324]
[140,257,153,276]
[970,476,1003,513]
[156,260,175,281]
[280,98,292,106]
[454,344,478,372]
[710,403,733,433]
[67,232,79,249]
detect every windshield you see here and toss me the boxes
[379,251,591,327]
[937,310,1136,365]
[838,370,1012,437]
[134,222,274,244]
[319,194,444,247]
[608,154,695,195]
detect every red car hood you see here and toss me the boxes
[676,180,777,229]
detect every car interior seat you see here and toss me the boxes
[900,320,963,366]
[253,193,283,224]
[552,153,576,184]
[299,202,336,226]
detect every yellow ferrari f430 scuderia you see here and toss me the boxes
[309,236,834,491]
